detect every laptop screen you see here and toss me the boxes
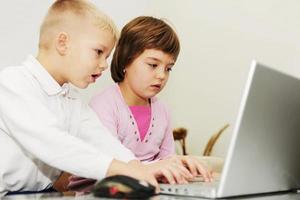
[219,61,300,197]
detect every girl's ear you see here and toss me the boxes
[55,32,69,56]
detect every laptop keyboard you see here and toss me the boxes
[189,172,220,183]
[160,181,218,197]
[160,173,220,196]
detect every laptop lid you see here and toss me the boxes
[218,61,300,197]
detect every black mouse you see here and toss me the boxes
[92,175,156,199]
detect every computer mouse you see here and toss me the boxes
[92,175,156,199]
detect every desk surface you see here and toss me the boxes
[3,192,300,200]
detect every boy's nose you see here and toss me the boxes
[98,60,108,71]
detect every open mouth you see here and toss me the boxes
[91,73,101,82]
[92,74,99,78]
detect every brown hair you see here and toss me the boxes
[111,16,180,82]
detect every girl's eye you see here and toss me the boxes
[166,67,172,72]
[148,63,158,68]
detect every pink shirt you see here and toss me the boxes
[90,84,175,162]
[129,106,151,142]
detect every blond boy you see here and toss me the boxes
[0,0,157,195]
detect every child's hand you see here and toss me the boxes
[145,158,194,184]
[106,159,159,193]
[175,155,214,182]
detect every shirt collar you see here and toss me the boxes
[23,55,77,98]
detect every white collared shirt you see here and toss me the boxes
[0,55,135,195]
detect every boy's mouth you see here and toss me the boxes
[91,73,101,82]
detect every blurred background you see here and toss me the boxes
[1,0,300,157]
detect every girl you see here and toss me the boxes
[90,16,212,184]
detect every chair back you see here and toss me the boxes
[203,124,229,156]
[173,127,188,155]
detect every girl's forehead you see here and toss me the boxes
[140,49,175,62]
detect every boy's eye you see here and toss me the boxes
[95,49,103,56]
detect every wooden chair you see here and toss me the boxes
[203,124,229,156]
[173,127,188,155]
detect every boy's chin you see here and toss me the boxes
[72,81,90,89]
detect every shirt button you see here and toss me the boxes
[152,124,154,127]
[149,132,152,135]
[132,121,134,125]
[130,115,132,119]
[134,131,137,135]
[152,117,154,121]
[145,140,148,143]
[136,138,139,142]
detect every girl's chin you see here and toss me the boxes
[143,92,158,99]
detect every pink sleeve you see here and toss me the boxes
[89,94,118,139]
[155,106,175,160]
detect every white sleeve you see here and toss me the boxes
[0,73,112,180]
[76,104,136,162]
[0,181,5,197]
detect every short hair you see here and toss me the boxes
[39,0,118,50]
[111,16,180,83]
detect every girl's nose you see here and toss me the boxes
[156,67,166,80]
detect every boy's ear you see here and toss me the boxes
[55,32,69,56]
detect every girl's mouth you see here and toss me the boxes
[151,84,161,90]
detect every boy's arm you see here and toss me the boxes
[0,73,112,180]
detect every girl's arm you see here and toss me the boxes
[77,103,135,162]
[155,107,175,159]
[89,93,119,139]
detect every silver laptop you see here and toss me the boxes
[160,61,300,198]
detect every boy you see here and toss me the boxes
[0,0,157,196]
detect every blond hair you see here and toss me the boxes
[39,0,118,50]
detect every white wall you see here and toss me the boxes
[1,0,300,158]
[144,0,300,157]
[0,1,48,67]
